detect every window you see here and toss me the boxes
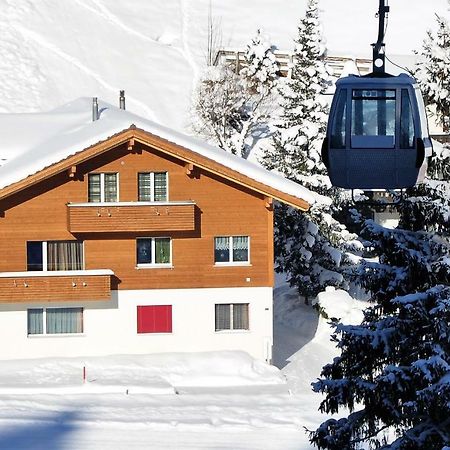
[27,241,84,271]
[215,304,249,331]
[214,236,249,264]
[351,89,396,148]
[137,305,172,333]
[400,89,415,149]
[27,307,83,335]
[88,173,118,202]
[330,89,347,149]
[137,238,171,266]
[138,172,168,201]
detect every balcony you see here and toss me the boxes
[67,201,196,234]
[0,270,113,303]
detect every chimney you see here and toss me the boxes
[119,90,126,110]
[92,97,99,121]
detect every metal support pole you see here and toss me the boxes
[372,0,389,74]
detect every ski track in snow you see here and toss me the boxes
[73,0,159,46]
[13,22,159,123]
[179,0,200,93]
[73,0,197,92]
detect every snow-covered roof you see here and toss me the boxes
[0,98,321,207]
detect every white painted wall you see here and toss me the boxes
[0,287,273,362]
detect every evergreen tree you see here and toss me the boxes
[261,0,329,180]
[414,14,450,131]
[192,30,278,158]
[260,0,358,303]
[310,142,450,449]
[240,29,278,95]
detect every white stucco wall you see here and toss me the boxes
[0,287,273,362]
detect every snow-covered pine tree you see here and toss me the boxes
[191,29,278,158]
[261,0,329,179]
[310,141,450,449]
[414,13,450,132]
[240,29,278,95]
[260,0,358,304]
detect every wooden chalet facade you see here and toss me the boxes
[0,101,312,362]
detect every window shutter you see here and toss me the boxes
[137,305,172,333]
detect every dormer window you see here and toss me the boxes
[88,173,118,202]
[138,172,168,202]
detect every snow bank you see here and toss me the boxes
[282,287,367,393]
[317,286,366,323]
[0,351,285,395]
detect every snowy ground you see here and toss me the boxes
[0,286,367,450]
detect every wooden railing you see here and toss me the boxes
[213,49,372,78]
[0,270,113,303]
[67,201,196,233]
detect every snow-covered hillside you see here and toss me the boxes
[1,0,448,130]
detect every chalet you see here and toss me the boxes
[0,96,316,362]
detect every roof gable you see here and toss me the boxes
[0,126,310,210]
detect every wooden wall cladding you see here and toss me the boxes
[0,143,274,291]
[68,203,196,233]
[0,274,112,303]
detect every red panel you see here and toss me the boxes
[137,305,172,333]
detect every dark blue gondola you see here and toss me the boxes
[322,0,433,190]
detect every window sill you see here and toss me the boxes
[136,264,173,270]
[215,329,250,333]
[214,262,252,267]
[27,333,86,339]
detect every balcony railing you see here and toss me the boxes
[67,201,196,233]
[0,269,113,303]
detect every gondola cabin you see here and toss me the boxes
[322,73,433,190]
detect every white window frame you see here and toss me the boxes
[88,172,120,202]
[214,236,250,266]
[138,172,168,202]
[27,307,84,336]
[27,241,85,272]
[215,303,250,332]
[136,237,173,268]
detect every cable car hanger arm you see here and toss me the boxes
[372,0,390,74]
